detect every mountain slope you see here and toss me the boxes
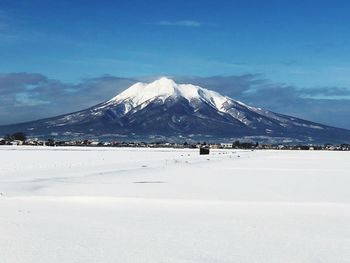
[1,77,350,143]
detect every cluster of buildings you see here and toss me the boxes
[257,144,350,151]
[0,136,349,151]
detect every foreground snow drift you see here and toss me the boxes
[0,146,350,262]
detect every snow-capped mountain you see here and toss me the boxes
[1,77,350,143]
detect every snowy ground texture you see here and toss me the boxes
[0,146,350,263]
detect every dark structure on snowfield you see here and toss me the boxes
[200,146,210,155]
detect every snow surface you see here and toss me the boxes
[1,146,350,262]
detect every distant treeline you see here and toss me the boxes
[3,132,27,142]
[0,132,349,151]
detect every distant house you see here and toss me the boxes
[326,145,336,150]
[26,139,39,145]
[220,143,232,149]
[209,144,220,149]
[11,140,24,145]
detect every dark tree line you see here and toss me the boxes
[4,132,27,142]
[233,140,259,149]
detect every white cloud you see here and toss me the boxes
[155,20,201,27]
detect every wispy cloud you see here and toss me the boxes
[154,20,201,27]
[174,75,350,129]
[0,73,136,125]
[0,73,349,129]
[300,86,350,98]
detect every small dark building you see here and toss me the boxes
[200,146,210,155]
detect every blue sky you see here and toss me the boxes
[0,0,350,128]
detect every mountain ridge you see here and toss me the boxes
[1,77,349,143]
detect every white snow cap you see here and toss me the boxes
[108,77,231,112]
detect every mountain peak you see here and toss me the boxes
[106,77,231,114]
[152,77,177,86]
[108,77,178,107]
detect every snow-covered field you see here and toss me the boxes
[0,146,349,263]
